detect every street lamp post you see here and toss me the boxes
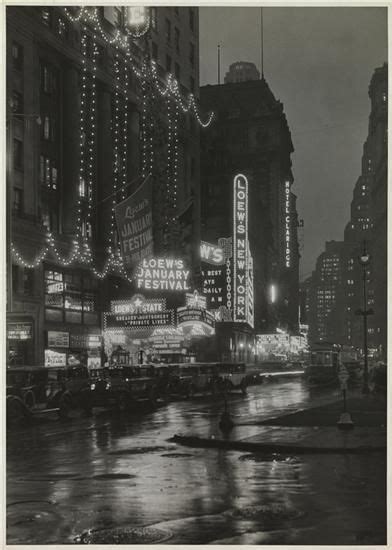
[356,240,374,394]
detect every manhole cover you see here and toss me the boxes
[75,526,172,544]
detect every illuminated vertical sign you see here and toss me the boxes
[247,246,254,329]
[233,174,248,322]
[285,181,291,268]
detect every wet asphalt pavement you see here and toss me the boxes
[7,378,386,545]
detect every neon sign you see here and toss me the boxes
[200,241,225,265]
[284,181,291,268]
[233,174,249,322]
[186,291,207,309]
[111,295,166,315]
[136,258,190,291]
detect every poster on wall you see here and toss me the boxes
[45,349,67,367]
[115,175,153,273]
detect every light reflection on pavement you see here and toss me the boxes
[7,379,386,545]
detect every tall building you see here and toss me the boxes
[307,241,348,345]
[200,65,300,358]
[6,6,204,366]
[308,64,387,357]
[224,61,260,83]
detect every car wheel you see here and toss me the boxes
[240,380,248,395]
[23,390,36,410]
[7,396,29,428]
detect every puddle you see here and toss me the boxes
[17,473,81,481]
[160,453,194,458]
[109,446,175,455]
[238,453,300,464]
[75,525,172,544]
[225,504,305,523]
[91,473,135,480]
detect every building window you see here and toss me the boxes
[42,115,55,141]
[189,42,195,67]
[44,269,98,324]
[12,264,19,293]
[13,139,23,170]
[13,187,23,214]
[151,7,158,31]
[174,27,180,53]
[166,54,172,73]
[23,268,34,295]
[174,62,180,80]
[189,8,195,31]
[165,18,171,43]
[11,91,23,113]
[12,42,23,71]
[40,155,58,190]
[190,76,195,94]
[152,42,158,61]
[41,7,51,26]
[41,63,57,94]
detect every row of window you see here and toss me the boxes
[151,7,195,33]
[151,43,196,92]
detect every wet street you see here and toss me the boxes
[7,378,386,545]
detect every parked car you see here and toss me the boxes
[89,365,163,411]
[6,365,93,426]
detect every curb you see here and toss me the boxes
[170,435,386,455]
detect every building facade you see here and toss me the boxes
[307,64,387,358]
[7,6,205,367]
[200,64,300,355]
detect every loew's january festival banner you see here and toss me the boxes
[115,175,153,272]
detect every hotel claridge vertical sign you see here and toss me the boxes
[233,174,249,322]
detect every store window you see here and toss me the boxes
[42,115,55,141]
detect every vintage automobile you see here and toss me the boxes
[6,365,93,425]
[166,362,248,397]
[89,364,166,411]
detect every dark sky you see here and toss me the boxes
[199,7,387,279]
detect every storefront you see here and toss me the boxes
[103,292,216,364]
[44,329,102,369]
[7,317,35,366]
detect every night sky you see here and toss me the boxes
[199,7,387,279]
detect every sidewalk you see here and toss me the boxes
[171,393,386,454]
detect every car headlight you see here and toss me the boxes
[106,382,111,390]
[90,383,96,390]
